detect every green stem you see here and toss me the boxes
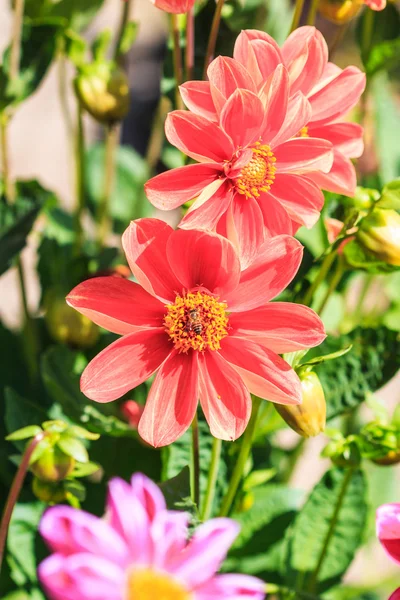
[114,0,133,63]
[353,273,374,321]
[307,468,355,593]
[97,123,119,249]
[185,8,195,81]
[361,7,374,61]
[170,14,184,110]
[191,413,200,508]
[201,436,222,521]
[74,104,85,254]
[202,0,225,79]
[219,397,262,517]
[290,0,306,33]
[57,39,74,161]
[315,256,346,315]
[306,0,320,25]
[0,432,46,574]
[302,251,337,308]
[10,0,25,81]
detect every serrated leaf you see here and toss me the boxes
[5,425,42,442]
[57,435,88,463]
[281,468,367,593]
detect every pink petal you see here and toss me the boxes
[258,192,294,237]
[274,137,333,174]
[130,473,166,518]
[259,65,289,142]
[365,0,386,8]
[80,328,170,403]
[308,122,364,159]
[282,27,328,96]
[179,81,218,121]
[151,0,195,13]
[166,111,234,162]
[222,196,266,270]
[122,219,181,302]
[390,590,400,600]
[270,92,312,148]
[151,510,190,569]
[308,149,357,197]
[225,235,303,312]
[39,506,128,563]
[197,573,266,599]
[268,173,324,228]
[220,336,302,405]
[171,518,240,588]
[66,277,165,335]
[233,31,281,85]
[229,302,326,353]
[249,39,282,82]
[207,56,256,100]
[38,553,124,600]
[166,228,241,297]
[179,179,233,231]
[377,504,400,565]
[145,163,222,210]
[138,351,199,447]
[220,89,264,148]
[198,350,251,441]
[308,66,366,126]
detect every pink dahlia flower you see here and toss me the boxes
[233,27,366,197]
[377,503,400,600]
[146,63,333,267]
[67,218,326,447]
[38,473,265,600]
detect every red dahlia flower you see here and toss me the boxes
[67,219,326,447]
[233,27,366,196]
[146,64,333,267]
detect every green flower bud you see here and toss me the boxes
[75,63,130,124]
[318,0,363,24]
[372,450,400,466]
[31,445,76,482]
[32,478,68,504]
[357,209,400,267]
[45,291,99,348]
[275,371,326,438]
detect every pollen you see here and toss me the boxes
[297,126,309,138]
[164,291,229,353]
[127,569,192,600]
[235,142,277,200]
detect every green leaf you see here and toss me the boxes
[91,30,112,62]
[64,478,86,502]
[4,388,47,439]
[243,469,277,491]
[71,461,100,477]
[68,425,100,440]
[41,346,87,418]
[281,467,367,593]
[5,425,42,442]
[24,0,106,32]
[117,21,139,55]
[299,345,353,368]
[311,327,400,420]
[158,466,195,514]
[373,72,400,183]
[365,38,400,76]
[80,405,136,438]
[378,179,400,210]
[63,30,87,67]
[344,239,398,274]
[57,434,89,463]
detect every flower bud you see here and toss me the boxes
[318,0,363,23]
[32,478,68,504]
[372,450,400,466]
[75,63,130,124]
[31,445,76,482]
[357,209,400,267]
[275,371,326,438]
[45,291,99,348]
[121,400,144,429]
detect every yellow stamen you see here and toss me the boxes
[164,291,229,353]
[127,569,192,600]
[297,126,309,138]
[235,142,277,200]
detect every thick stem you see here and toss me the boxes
[185,8,195,81]
[219,396,262,517]
[191,413,200,509]
[306,0,320,26]
[290,0,306,33]
[114,0,133,63]
[201,436,222,521]
[10,0,25,81]
[74,104,86,254]
[361,7,374,61]
[96,124,119,249]
[302,251,337,308]
[316,256,345,315]
[0,432,46,573]
[202,0,225,79]
[170,14,184,110]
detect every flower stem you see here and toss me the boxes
[219,396,262,517]
[10,0,25,81]
[315,256,346,315]
[170,14,184,110]
[0,432,46,574]
[290,0,306,32]
[191,412,200,508]
[57,38,74,169]
[185,8,195,81]
[201,436,222,521]
[306,0,320,25]
[74,104,86,254]
[202,0,225,80]
[361,7,374,61]
[114,0,133,63]
[96,123,119,249]
[0,114,15,204]
[302,251,337,308]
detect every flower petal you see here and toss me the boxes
[258,192,294,237]
[122,219,181,302]
[197,573,266,600]
[81,329,170,403]
[166,111,234,162]
[166,228,241,297]
[179,179,233,231]
[229,302,326,353]
[130,473,166,517]
[145,163,222,210]
[222,195,265,270]
[308,149,357,197]
[233,31,281,85]
[138,351,199,447]
[274,138,333,174]
[270,92,312,148]
[220,89,264,148]
[151,510,190,569]
[66,277,164,335]
[259,65,289,142]
[268,173,324,228]
[207,55,257,100]
[225,235,303,311]
[308,122,364,159]
[198,350,251,441]
[282,26,328,96]
[221,336,302,405]
[377,503,400,565]
[179,81,218,121]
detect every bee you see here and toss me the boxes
[187,309,203,336]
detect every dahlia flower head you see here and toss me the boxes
[38,473,265,600]
[67,218,326,447]
[145,26,365,267]
[376,503,400,600]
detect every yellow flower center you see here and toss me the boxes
[127,569,192,600]
[164,291,229,353]
[235,143,277,200]
[297,126,309,138]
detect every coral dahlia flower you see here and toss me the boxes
[364,0,386,9]
[39,473,265,600]
[67,219,326,447]
[146,64,333,267]
[233,27,366,197]
[376,503,400,600]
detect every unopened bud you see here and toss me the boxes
[45,292,99,348]
[31,445,76,482]
[357,209,400,267]
[275,371,326,438]
[372,450,400,466]
[32,478,68,504]
[75,63,130,124]
[121,400,144,429]
[318,0,363,23]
